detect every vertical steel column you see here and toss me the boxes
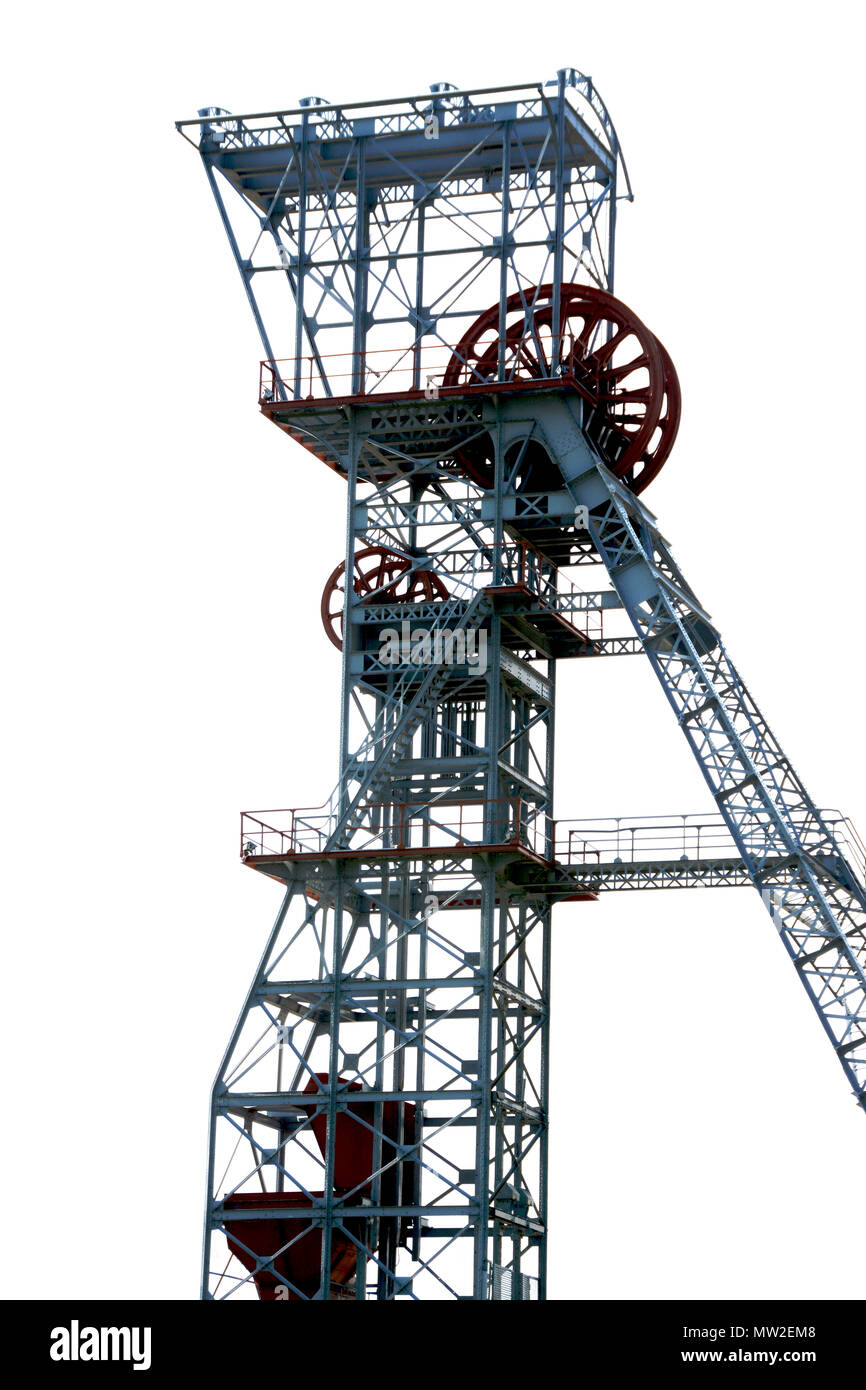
[550,70,567,368]
[546,659,557,859]
[537,902,552,1300]
[338,412,360,814]
[492,895,509,1280]
[351,139,369,395]
[474,859,497,1298]
[497,123,512,383]
[606,159,618,294]
[412,197,426,391]
[294,111,309,399]
[319,867,347,1298]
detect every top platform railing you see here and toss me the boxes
[259,338,594,408]
[260,346,454,405]
[241,797,552,861]
[239,803,866,884]
[177,72,624,176]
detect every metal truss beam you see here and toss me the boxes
[547,437,866,1109]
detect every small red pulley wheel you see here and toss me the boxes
[321,545,450,651]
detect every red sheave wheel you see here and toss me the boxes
[443,283,679,494]
[321,545,450,651]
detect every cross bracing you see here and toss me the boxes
[181,69,864,1303]
[199,375,865,1300]
[177,71,627,407]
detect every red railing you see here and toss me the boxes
[258,336,587,406]
[241,797,556,860]
[240,804,866,882]
[502,539,602,642]
[260,345,456,405]
[557,829,604,865]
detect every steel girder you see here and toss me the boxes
[202,405,575,1300]
[177,72,626,409]
[203,858,552,1301]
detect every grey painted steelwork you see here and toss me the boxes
[180,69,864,1303]
[558,449,866,1105]
[177,71,625,408]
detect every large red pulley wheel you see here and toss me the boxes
[442,283,680,494]
[321,545,450,651]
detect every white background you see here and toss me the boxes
[2,0,864,1300]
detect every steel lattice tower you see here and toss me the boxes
[178,70,866,1302]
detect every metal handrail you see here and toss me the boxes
[240,804,865,887]
[552,810,866,877]
[348,540,603,640]
[241,796,549,859]
[259,334,587,406]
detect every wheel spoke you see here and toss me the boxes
[602,388,652,404]
[591,324,628,363]
[604,351,649,380]
[321,546,451,651]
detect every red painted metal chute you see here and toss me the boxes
[301,1073,416,1222]
[223,1074,416,1300]
[223,1191,363,1301]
